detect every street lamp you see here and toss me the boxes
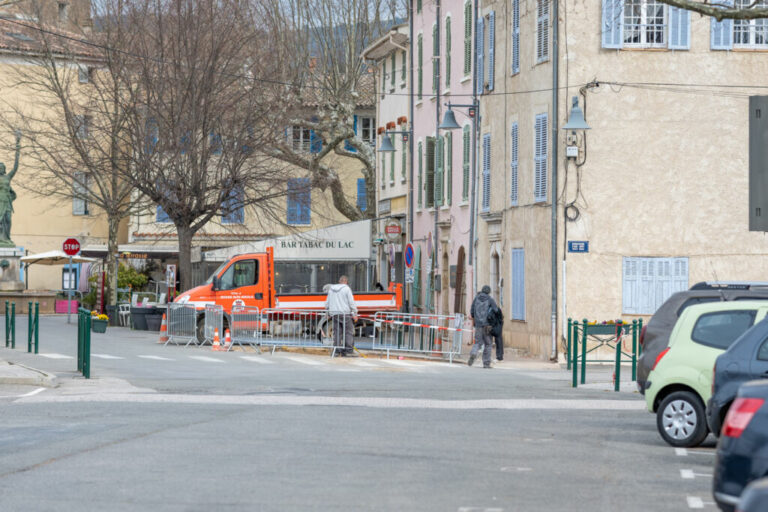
[378,130,411,152]
[562,96,590,131]
[438,103,477,131]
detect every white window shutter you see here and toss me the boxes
[482,133,491,211]
[622,258,638,314]
[711,0,734,50]
[534,113,548,202]
[601,0,624,49]
[512,0,520,74]
[488,11,495,91]
[668,7,691,50]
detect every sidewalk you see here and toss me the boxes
[0,359,58,387]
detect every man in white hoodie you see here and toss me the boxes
[325,275,358,356]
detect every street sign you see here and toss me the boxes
[390,267,396,282]
[62,238,80,256]
[406,268,415,283]
[567,241,589,253]
[385,220,402,241]
[404,243,415,268]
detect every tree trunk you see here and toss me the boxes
[106,216,120,306]
[176,224,194,292]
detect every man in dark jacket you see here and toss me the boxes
[488,307,504,361]
[469,285,500,368]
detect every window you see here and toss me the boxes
[391,53,396,89]
[445,17,451,89]
[463,1,472,77]
[481,133,490,211]
[537,0,549,61]
[676,297,720,317]
[78,66,91,83]
[222,188,244,224]
[357,178,367,212]
[511,248,525,320]
[418,141,423,208]
[58,2,69,23]
[72,172,88,215]
[603,0,690,50]
[462,125,470,201]
[62,266,77,290]
[75,115,90,139]
[287,178,311,225]
[691,310,757,350]
[510,122,518,206]
[417,34,423,100]
[734,0,768,48]
[401,51,407,85]
[290,126,311,153]
[156,205,171,223]
[623,257,688,315]
[445,132,452,205]
[425,137,435,207]
[360,116,375,146]
[512,0,520,74]
[220,260,259,290]
[758,336,768,361]
[487,11,495,90]
[534,113,548,202]
[432,23,438,94]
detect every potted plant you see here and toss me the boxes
[91,311,109,333]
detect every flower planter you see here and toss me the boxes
[146,313,163,332]
[91,319,108,333]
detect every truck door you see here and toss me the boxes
[216,258,265,311]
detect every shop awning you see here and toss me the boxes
[20,250,98,266]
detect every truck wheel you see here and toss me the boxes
[657,391,709,447]
[196,316,206,344]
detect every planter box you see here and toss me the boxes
[91,319,108,333]
[146,313,163,332]
[55,299,79,314]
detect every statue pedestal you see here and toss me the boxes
[0,247,25,291]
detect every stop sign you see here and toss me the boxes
[63,238,81,256]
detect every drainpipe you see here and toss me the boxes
[550,0,559,361]
[433,0,441,314]
[408,0,415,313]
[470,0,478,297]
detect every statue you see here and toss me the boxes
[0,130,21,248]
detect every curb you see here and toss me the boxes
[0,360,58,388]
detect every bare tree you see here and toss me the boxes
[258,0,404,221]
[657,1,768,20]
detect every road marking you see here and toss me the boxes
[686,497,704,509]
[676,448,688,456]
[681,469,713,480]
[15,394,647,410]
[19,387,46,398]
[91,354,125,360]
[188,356,225,363]
[380,359,423,367]
[458,508,503,512]
[501,467,532,472]
[282,356,324,366]
[240,356,274,364]
[138,355,175,361]
[335,369,362,373]
[39,353,73,359]
[350,360,379,367]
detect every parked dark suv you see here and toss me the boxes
[713,380,768,511]
[637,282,768,395]
[707,318,768,436]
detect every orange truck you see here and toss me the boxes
[174,247,403,341]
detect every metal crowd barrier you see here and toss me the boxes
[259,308,351,356]
[371,312,467,362]
[203,304,224,345]
[229,305,261,352]
[164,303,199,347]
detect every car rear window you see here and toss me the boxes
[691,310,757,349]
[759,338,768,361]
[676,297,720,317]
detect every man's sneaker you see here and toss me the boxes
[483,364,492,369]
[467,354,476,366]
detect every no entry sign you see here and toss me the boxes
[63,238,80,256]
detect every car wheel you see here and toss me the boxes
[656,391,709,447]
[196,316,206,344]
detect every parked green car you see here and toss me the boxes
[645,301,768,447]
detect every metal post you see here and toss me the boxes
[632,319,638,382]
[566,318,572,370]
[67,255,73,324]
[10,302,15,349]
[77,310,83,372]
[34,302,39,354]
[4,300,8,347]
[614,333,621,392]
[27,301,32,352]
[580,318,587,385]
[83,312,91,379]
[637,318,643,355]
[572,321,578,388]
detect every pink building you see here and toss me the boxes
[411,0,476,316]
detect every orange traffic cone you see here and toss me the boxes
[158,313,169,344]
[223,329,232,350]
[212,327,221,351]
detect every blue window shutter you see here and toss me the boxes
[299,178,311,224]
[287,179,298,224]
[156,205,170,223]
[344,115,358,152]
[357,178,367,212]
[668,7,690,50]
[222,188,244,224]
[510,122,518,206]
[622,258,638,314]
[209,132,222,155]
[482,133,490,211]
[511,248,525,320]
[310,129,322,153]
[711,0,734,50]
[476,17,484,95]
[488,11,495,91]
[512,0,520,74]
[601,0,623,49]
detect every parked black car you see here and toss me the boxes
[637,282,768,395]
[713,380,768,511]
[736,477,768,512]
[707,318,768,436]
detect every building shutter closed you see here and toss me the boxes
[711,0,734,50]
[482,133,491,211]
[488,11,495,91]
[668,6,691,50]
[601,0,624,49]
[446,132,453,205]
[464,1,472,76]
[357,177,367,212]
[510,122,519,206]
[462,126,470,202]
[511,248,525,320]
[534,113,548,202]
[512,0,520,74]
[623,257,689,315]
[476,16,484,96]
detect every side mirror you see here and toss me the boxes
[212,276,220,291]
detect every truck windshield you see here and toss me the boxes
[205,261,229,284]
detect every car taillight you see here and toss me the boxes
[652,347,670,370]
[639,325,647,347]
[722,398,765,438]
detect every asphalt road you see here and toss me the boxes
[0,316,719,511]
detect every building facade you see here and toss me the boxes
[477,0,768,357]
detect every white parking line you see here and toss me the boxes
[686,496,715,509]
[91,354,125,360]
[240,356,274,364]
[188,356,225,363]
[39,353,73,359]
[282,356,325,366]
[138,355,175,361]
[379,359,423,367]
[676,448,688,456]
[681,469,713,480]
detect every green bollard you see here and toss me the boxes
[572,321,578,388]
[10,302,15,349]
[614,333,622,392]
[4,300,8,347]
[637,318,644,355]
[632,319,638,381]
[77,310,83,372]
[580,318,588,385]
[83,313,91,379]
[27,301,32,352]
[566,318,572,371]
[34,302,39,354]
